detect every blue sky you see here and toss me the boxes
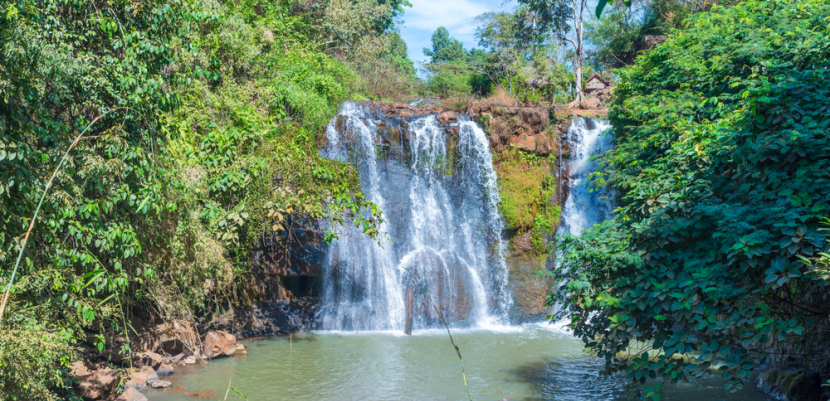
[397,0,517,68]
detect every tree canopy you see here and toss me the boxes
[549,0,830,397]
[423,26,466,65]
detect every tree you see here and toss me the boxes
[518,0,589,101]
[586,0,743,69]
[549,1,830,398]
[475,12,524,95]
[423,27,465,64]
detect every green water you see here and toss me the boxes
[146,323,772,401]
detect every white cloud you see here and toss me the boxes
[403,0,488,33]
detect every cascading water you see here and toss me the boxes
[556,117,615,238]
[318,102,512,331]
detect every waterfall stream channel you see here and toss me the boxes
[149,103,772,401]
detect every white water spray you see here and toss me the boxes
[318,103,512,331]
[556,117,614,238]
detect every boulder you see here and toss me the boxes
[139,366,159,383]
[170,353,185,364]
[436,111,458,125]
[202,330,237,359]
[579,97,601,109]
[157,320,199,355]
[112,388,149,401]
[69,361,90,377]
[75,368,120,400]
[150,380,173,389]
[183,356,197,365]
[515,135,537,153]
[518,108,548,130]
[156,363,174,376]
[535,134,553,156]
[124,372,148,391]
[132,351,163,369]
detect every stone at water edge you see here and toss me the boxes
[183,356,197,365]
[139,366,159,382]
[202,330,237,359]
[75,368,120,400]
[112,388,149,401]
[150,380,173,389]
[156,363,174,376]
[124,372,148,391]
[157,320,199,355]
[170,353,185,363]
[133,351,163,369]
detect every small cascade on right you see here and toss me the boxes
[556,117,614,240]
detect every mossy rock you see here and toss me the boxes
[786,371,823,401]
[761,368,779,386]
[767,368,823,401]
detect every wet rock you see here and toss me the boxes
[186,389,222,399]
[758,368,824,401]
[133,351,163,369]
[112,388,149,401]
[202,330,237,359]
[150,380,173,389]
[124,371,148,391]
[183,356,197,365]
[140,366,159,383]
[234,344,247,355]
[75,368,120,400]
[170,353,185,364]
[156,363,174,376]
[436,111,458,125]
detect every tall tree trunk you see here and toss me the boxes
[573,0,584,102]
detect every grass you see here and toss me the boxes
[486,86,517,107]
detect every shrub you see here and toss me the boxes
[549,0,830,397]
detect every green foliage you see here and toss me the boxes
[515,0,573,44]
[586,0,744,69]
[423,31,491,98]
[349,31,418,99]
[1,0,206,396]
[0,329,76,400]
[1,0,404,397]
[495,149,560,255]
[423,27,465,65]
[475,9,570,102]
[426,62,475,98]
[549,0,830,398]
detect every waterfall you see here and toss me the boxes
[556,117,614,238]
[317,102,512,331]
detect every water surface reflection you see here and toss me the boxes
[147,324,771,401]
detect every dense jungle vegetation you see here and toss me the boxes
[550,0,830,398]
[0,0,408,397]
[2,0,828,399]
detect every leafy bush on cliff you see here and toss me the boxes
[549,0,830,397]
